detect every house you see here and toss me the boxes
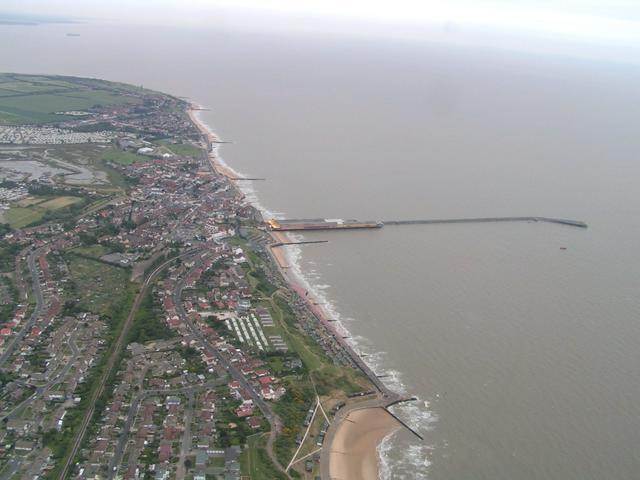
[46,391,66,402]
[14,440,35,453]
[261,387,275,400]
[5,419,32,436]
[247,416,262,430]
[159,442,172,462]
[235,405,253,418]
[237,299,251,312]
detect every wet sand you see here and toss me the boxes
[329,407,400,480]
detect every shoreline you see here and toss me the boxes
[187,103,402,479]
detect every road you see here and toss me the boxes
[57,250,197,480]
[175,391,194,480]
[0,457,20,480]
[0,248,45,367]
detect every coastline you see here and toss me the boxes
[187,103,402,479]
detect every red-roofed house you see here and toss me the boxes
[159,443,172,462]
[236,405,254,418]
[247,416,262,430]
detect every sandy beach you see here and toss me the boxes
[329,407,401,480]
[186,106,239,179]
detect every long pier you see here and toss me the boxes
[383,217,587,228]
[267,216,587,232]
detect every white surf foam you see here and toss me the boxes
[377,431,396,480]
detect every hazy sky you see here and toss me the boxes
[3,0,640,47]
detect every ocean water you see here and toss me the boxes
[2,20,640,479]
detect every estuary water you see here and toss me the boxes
[2,20,640,479]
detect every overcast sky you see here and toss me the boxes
[3,0,640,47]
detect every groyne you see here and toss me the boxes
[383,397,424,441]
[271,240,329,247]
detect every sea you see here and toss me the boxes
[2,18,640,480]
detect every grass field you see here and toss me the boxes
[4,195,83,228]
[71,244,111,258]
[0,73,143,125]
[15,196,44,207]
[3,206,44,228]
[66,253,130,316]
[163,142,201,157]
[101,147,147,165]
[240,434,288,480]
[36,196,82,209]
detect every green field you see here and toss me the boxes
[240,434,288,480]
[36,196,82,209]
[101,147,147,165]
[3,206,43,229]
[71,244,111,258]
[4,195,83,228]
[163,142,201,157]
[0,73,143,125]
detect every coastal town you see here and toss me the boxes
[0,73,409,480]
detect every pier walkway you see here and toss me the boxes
[383,216,587,228]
